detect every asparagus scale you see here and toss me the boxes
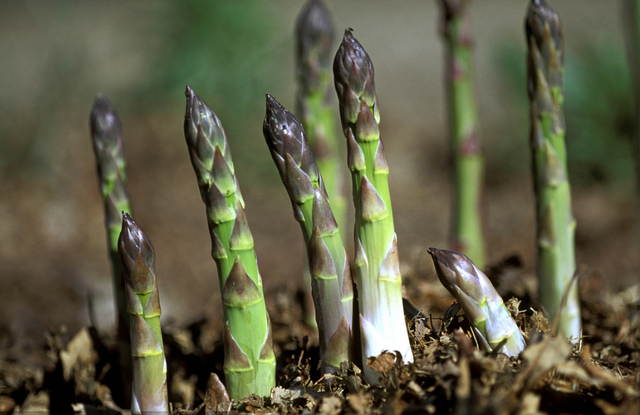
[333,30,413,382]
[525,0,581,341]
[183,87,275,399]
[263,94,354,373]
[118,213,168,414]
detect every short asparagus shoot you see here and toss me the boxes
[118,213,168,414]
[333,30,413,381]
[183,87,275,399]
[525,0,581,341]
[428,248,525,357]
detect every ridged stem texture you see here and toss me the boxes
[118,213,168,414]
[90,95,133,405]
[440,0,486,269]
[526,0,581,341]
[333,30,413,382]
[428,248,525,357]
[295,0,346,242]
[263,94,354,374]
[183,87,275,399]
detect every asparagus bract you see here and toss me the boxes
[525,0,581,341]
[263,94,354,373]
[90,95,133,404]
[183,87,275,399]
[439,0,486,269]
[295,0,346,241]
[118,213,168,414]
[333,30,413,380]
[427,248,525,357]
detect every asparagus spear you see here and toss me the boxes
[89,95,133,404]
[427,248,525,357]
[295,0,346,241]
[263,94,354,374]
[525,0,581,341]
[439,0,486,269]
[333,30,413,381]
[118,212,168,414]
[183,86,275,399]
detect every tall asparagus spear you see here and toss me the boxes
[295,0,346,329]
[118,213,168,414]
[90,95,133,404]
[295,0,346,240]
[183,87,275,399]
[439,0,486,269]
[263,94,354,374]
[428,248,525,357]
[333,30,413,381]
[525,0,581,341]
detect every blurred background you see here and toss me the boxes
[0,0,636,345]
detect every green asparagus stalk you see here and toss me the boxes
[263,94,354,373]
[333,30,413,381]
[427,248,525,357]
[525,0,581,341]
[183,86,275,399]
[118,212,168,414]
[89,95,133,404]
[439,0,486,269]
[295,0,346,241]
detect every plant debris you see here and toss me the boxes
[1,274,639,414]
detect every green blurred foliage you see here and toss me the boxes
[0,1,285,185]
[139,0,287,185]
[141,1,282,120]
[496,35,634,188]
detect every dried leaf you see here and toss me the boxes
[366,351,396,375]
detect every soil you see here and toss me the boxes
[2,262,639,414]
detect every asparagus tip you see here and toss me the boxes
[427,247,475,294]
[90,94,120,142]
[296,0,334,59]
[526,0,561,43]
[265,93,278,110]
